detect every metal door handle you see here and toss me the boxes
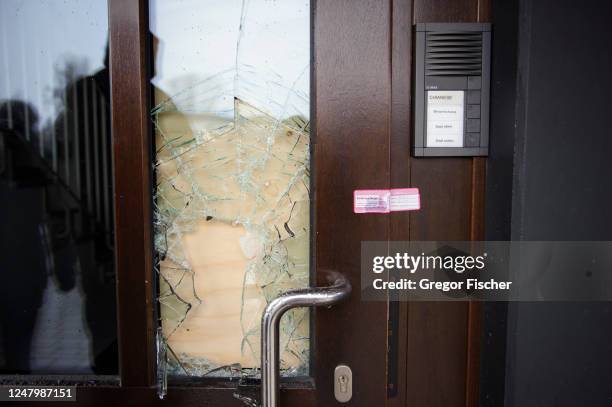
[261,270,351,407]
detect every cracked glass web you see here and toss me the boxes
[150,0,311,394]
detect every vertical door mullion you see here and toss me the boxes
[108,0,155,387]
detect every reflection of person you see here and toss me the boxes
[53,45,118,374]
[0,101,49,373]
[0,45,118,373]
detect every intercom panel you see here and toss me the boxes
[413,23,491,157]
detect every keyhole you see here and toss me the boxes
[338,375,348,393]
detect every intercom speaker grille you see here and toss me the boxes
[425,31,482,76]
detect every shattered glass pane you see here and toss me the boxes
[150,0,311,385]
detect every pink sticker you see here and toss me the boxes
[353,188,420,214]
[353,189,390,213]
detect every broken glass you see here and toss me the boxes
[150,0,311,391]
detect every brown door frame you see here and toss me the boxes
[108,0,156,389]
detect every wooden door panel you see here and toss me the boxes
[313,0,390,405]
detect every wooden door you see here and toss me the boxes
[87,0,392,405]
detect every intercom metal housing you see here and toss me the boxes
[413,23,491,157]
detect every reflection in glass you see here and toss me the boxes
[150,0,311,387]
[0,1,117,374]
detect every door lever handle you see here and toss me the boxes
[261,270,351,407]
